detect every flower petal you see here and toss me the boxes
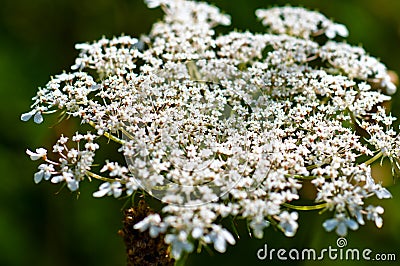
[375,188,392,199]
[336,222,347,236]
[33,112,44,124]
[21,110,35,122]
[34,171,44,184]
[51,175,64,183]
[26,148,47,160]
[323,219,338,232]
[214,236,226,253]
[93,188,110,198]
[67,179,79,191]
[345,219,359,231]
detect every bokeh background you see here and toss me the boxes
[1,0,400,265]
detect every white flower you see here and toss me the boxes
[21,110,44,124]
[125,178,139,196]
[165,231,194,259]
[51,172,79,191]
[145,0,165,8]
[34,164,54,184]
[366,206,384,228]
[249,219,270,239]
[134,213,166,237]
[323,213,359,236]
[326,24,349,39]
[374,187,392,199]
[381,75,397,95]
[203,225,236,253]
[23,0,397,256]
[26,148,47,160]
[191,227,204,239]
[279,211,299,237]
[366,175,392,199]
[84,142,99,151]
[255,6,348,40]
[100,161,128,177]
[93,182,123,198]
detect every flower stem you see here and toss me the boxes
[87,121,125,145]
[363,151,383,166]
[282,202,327,211]
[287,174,317,180]
[86,170,119,183]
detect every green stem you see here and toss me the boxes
[282,202,327,211]
[120,128,135,141]
[87,121,125,145]
[186,61,202,81]
[86,170,120,183]
[363,151,383,166]
[287,174,317,180]
[285,174,331,180]
[306,164,318,170]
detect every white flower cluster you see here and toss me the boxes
[255,6,349,39]
[22,0,398,259]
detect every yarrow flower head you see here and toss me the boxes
[22,0,398,260]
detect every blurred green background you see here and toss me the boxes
[1,0,400,265]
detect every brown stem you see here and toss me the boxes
[118,200,174,266]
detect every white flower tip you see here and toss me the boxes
[325,29,336,39]
[26,149,33,156]
[21,110,43,123]
[386,81,397,95]
[67,181,79,191]
[33,112,44,124]
[253,230,264,239]
[346,219,359,231]
[214,239,227,253]
[375,206,384,214]
[326,24,348,39]
[149,227,160,238]
[75,43,92,51]
[113,189,123,198]
[21,111,33,122]
[376,188,392,199]
[133,221,144,231]
[51,175,63,184]
[93,189,109,198]
[145,0,163,9]
[254,9,264,19]
[26,148,47,160]
[191,227,203,239]
[22,110,44,123]
[34,172,43,184]
[225,234,236,245]
[336,224,347,237]
[283,229,296,237]
[323,219,337,232]
[375,218,383,228]
[335,24,349,37]
[71,64,80,71]
[219,15,231,26]
[357,217,365,225]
